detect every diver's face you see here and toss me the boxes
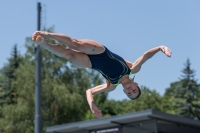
[123,82,139,99]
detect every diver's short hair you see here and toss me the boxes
[129,86,141,100]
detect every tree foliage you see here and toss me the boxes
[0,44,22,105]
[0,28,105,132]
[164,59,200,119]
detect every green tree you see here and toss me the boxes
[174,59,200,119]
[164,59,200,119]
[0,27,105,132]
[0,44,22,105]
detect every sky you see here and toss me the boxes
[0,0,200,100]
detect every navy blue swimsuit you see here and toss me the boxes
[87,46,132,86]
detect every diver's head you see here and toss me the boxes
[122,76,141,100]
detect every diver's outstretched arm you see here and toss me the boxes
[129,45,172,74]
[86,83,116,118]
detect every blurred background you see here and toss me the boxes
[0,0,199,132]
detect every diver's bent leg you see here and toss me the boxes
[36,36,92,68]
[32,31,105,55]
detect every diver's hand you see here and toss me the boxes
[32,31,49,41]
[159,45,172,57]
[90,102,102,118]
